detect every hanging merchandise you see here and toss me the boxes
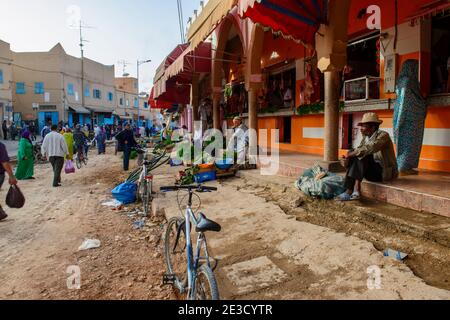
[376,39,381,73]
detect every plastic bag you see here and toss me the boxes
[6,185,25,209]
[295,165,346,200]
[65,160,76,174]
[78,239,101,251]
[112,182,137,204]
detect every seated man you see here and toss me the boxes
[336,113,398,201]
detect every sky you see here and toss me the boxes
[0,0,201,94]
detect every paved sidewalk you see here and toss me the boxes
[154,173,450,300]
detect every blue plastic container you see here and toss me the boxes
[112,182,137,204]
[215,158,234,170]
[194,171,217,183]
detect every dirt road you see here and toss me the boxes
[0,147,174,300]
[1,146,449,300]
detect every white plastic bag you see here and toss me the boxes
[78,239,101,251]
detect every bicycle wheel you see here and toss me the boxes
[194,264,220,300]
[164,217,188,287]
[76,157,82,169]
[142,180,151,217]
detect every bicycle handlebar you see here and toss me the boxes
[160,185,218,193]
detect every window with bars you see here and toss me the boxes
[68,83,75,96]
[35,82,44,94]
[93,89,102,99]
[16,82,26,94]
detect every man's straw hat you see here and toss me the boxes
[358,112,383,126]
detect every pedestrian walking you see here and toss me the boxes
[15,131,35,180]
[29,122,37,141]
[115,123,137,171]
[96,127,107,155]
[63,128,74,161]
[0,141,18,221]
[41,125,51,141]
[73,125,87,160]
[41,125,69,188]
[9,122,17,141]
[2,120,8,140]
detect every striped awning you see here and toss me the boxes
[153,44,188,98]
[238,0,326,46]
[408,0,450,20]
[165,42,212,80]
[187,0,238,50]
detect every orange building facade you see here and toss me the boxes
[213,1,450,172]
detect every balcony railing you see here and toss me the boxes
[344,76,381,102]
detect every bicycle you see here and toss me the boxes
[161,184,221,300]
[135,149,170,216]
[75,146,88,169]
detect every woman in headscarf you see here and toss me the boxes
[96,126,107,155]
[15,131,35,180]
[393,60,427,176]
[63,128,74,160]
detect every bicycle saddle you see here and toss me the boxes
[196,213,221,233]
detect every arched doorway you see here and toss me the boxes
[212,16,246,130]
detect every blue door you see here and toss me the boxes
[68,113,74,128]
[38,112,59,133]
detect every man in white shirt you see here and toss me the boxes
[41,125,69,187]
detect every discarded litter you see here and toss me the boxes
[102,199,123,208]
[78,239,101,251]
[384,249,408,261]
[133,219,146,230]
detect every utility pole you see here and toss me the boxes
[137,59,151,128]
[79,21,85,117]
[76,21,94,127]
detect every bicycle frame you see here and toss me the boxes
[179,191,213,300]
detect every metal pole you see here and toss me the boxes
[137,60,140,128]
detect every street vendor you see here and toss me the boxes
[229,116,249,165]
[336,113,398,201]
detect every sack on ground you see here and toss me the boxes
[65,160,76,174]
[295,165,346,200]
[112,182,137,204]
[6,185,26,209]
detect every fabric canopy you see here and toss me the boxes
[187,0,238,50]
[153,44,189,98]
[148,87,176,110]
[85,106,114,113]
[68,105,90,114]
[165,42,212,81]
[238,0,326,46]
[408,0,450,20]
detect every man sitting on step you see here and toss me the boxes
[336,113,398,201]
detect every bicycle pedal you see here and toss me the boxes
[163,274,176,285]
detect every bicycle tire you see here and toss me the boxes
[76,158,82,170]
[164,217,188,289]
[142,181,151,217]
[194,264,220,300]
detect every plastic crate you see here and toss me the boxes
[194,171,217,183]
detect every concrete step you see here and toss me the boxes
[258,159,450,218]
[236,170,450,247]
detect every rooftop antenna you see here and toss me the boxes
[118,60,131,77]
[71,20,95,121]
